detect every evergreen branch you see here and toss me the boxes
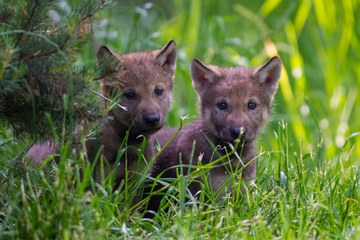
[81,1,108,22]
[15,0,39,47]
[21,35,71,62]
[23,0,39,32]
[0,0,108,138]
[43,1,108,36]
[0,30,70,63]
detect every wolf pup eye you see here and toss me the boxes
[217,100,228,110]
[123,90,136,100]
[247,101,257,110]
[154,87,164,96]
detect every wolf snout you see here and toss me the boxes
[143,113,161,126]
[230,126,246,139]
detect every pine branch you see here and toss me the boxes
[0,0,110,139]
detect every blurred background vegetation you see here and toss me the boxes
[85,0,360,162]
[1,0,359,166]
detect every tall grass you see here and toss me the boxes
[1,0,359,239]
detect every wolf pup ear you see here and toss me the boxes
[253,56,282,96]
[191,59,221,93]
[154,40,177,74]
[96,46,123,79]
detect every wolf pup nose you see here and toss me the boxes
[229,126,245,140]
[142,113,161,127]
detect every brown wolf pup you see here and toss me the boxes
[85,40,177,184]
[27,41,177,186]
[144,56,281,217]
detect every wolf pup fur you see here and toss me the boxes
[86,40,177,183]
[145,56,281,216]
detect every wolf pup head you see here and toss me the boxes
[96,40,177,136]
[190,57,281,144]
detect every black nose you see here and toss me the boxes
[230,127,246,139]
[143,113,160,126]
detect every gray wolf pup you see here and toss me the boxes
[144,56,281,217]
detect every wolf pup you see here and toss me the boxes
[27,41,177,185]
[145,56,281,216]
[86,40,177,184]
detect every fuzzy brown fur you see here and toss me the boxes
[144,56,281,217]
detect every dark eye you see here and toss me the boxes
[154,87,164,96]
[123,90,136,100]
[217,101,228,110]
[248,101,257,110]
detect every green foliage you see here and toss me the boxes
[1,0,360,239]
[0,0,108,139]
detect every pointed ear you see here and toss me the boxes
[253,56,282,96]
[154,40,177,74]
[96,46,123,77]
[190,59,221,93]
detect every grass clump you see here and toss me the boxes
[2,123,358,239]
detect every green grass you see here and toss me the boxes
[1,122,358,239]
[1,0,360,239]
